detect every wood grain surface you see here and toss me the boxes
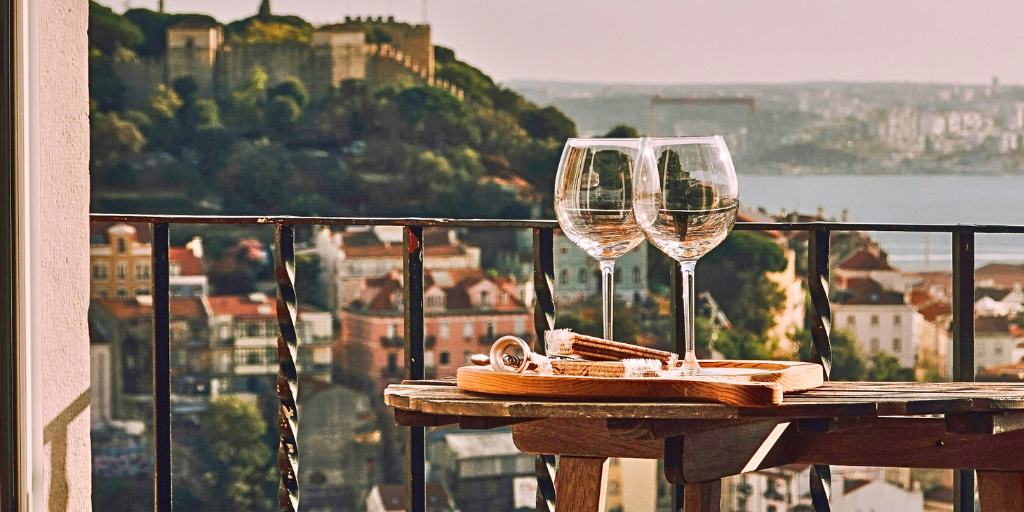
[455,360,823,407]
[978,471,1024,511]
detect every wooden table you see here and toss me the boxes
[386,380,1024,512]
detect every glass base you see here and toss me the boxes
[679,351,701,376]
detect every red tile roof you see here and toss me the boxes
[339,228,471,259]
[978,362,1024,382]
[92,297,206,320]
[838,249,895,271]
[356,268,524,313]
[976,315,1011,335]
[169,247,204,276]
[90,222,153,244]
[836,278,905,306]
[207,295,277,319]
[917,300,952,323]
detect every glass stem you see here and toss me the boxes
[600,260,615,340]
[679,259,700,375]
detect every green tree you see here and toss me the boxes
[172,75,200,103]
[89,49,127,111]
[88,1,144,55]
[696,232,788,335]
[867,352,916,382]
[604,124,641,138]
[714,329,777,360]
[265,95,302,134]
[519,106,577,141]
[141,84,183,149]
[227,66,269,136]
[91,110,146,176]
[794,328,867,381]
[195,396,275,512]
[268,77,310,109]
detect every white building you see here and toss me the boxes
[975,286,1024,317]
[833,278,918,368]
[553,233,648,306]
[721,464,813,512]
[974,316,1024,374]
[831,475,924,512]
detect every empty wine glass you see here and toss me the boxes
[633,137,739,375]
[554,138,645,340]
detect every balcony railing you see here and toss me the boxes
[380,335,405,348]
[88,213,1024,512]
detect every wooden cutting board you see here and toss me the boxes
[456,360,823,407]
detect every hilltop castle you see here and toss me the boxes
[115,1,463,107]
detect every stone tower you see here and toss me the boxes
[166,18,223,97]
[312,25,368,91]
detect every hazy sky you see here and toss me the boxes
[99,0,1024,85]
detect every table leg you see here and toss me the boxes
[554,456,608,512]
[682,480,721,512]
[979,471,1024,511]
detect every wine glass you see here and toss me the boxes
[633,136,739,375]
[554,138,646,340]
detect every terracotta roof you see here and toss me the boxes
[92,297,205,320]
[838,249,895,271]
[356,268,524,313]
[339,228,471,259]
[917,300,952,323]
[169,247,204,276]
[976,263,1024,288]
[207,294,277,319]
[908,289,934,307]
[835,278,905,306]
[976,315,1011,335]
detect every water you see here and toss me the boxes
[739,174,1024,270]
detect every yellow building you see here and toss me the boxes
[90,223,152,299]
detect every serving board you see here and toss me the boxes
[456,360,824,407]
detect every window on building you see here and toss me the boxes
[387,353,398,373]
[464,351,473,364]
[486,322,495,339]
[978,342,986,355]
[560,246,568,255]
[169,261,181,277]
[847,315,855,326]
[117,238,126,253]
[247,323,261,337]
[135,262,150,280]
[578,268,588,284]
[767,506,777,512]
[439,351,450,365]
[463,322,473,340]
[480,291,490,307]
[559,269,569,286]
[614,268,622,284]
[136,288,149,296]
[116,262,127,280]
[870,315,879,327]
[424,351,434,367]
[995,345,1004,355]
[387,323,398,338]
[893,315,902,327]
[440,323,450,338]
[97,290,108,299]
[426,295,443,308]
[116,288,128,298]
[632,266,641,284]
[514,318,525,333]
[870,338,880,353]
[92,264,108,281]
[501,290,508,304]
[893,338,902,352]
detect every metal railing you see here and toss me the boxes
[88,213,1024,512]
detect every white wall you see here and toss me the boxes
[21,0,92,508]
[833,304,916,368]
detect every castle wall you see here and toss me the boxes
[168,47,218,96]
[114,57,166,109]
[217,43,314,95]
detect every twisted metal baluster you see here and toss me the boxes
[533,228,558,512]
[275,224,300,512]
[807,230,832,512]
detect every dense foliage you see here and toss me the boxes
[87,3,576,218]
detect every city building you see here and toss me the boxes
[553,234,648,306]
[317,226,481,311]
[833,243,908,292]
[974,316,1024,373]
[90,223,208,299]
[366,484,454,512]
[833,277,917,368]
[429,431,535,512]
[90,223,153,299]
[207,293,333,397]
[910,289,953,378]
[720,464,813,512]
[338,268,530,393]
[830,475,924,512]
[604,458,659,512]
[975,285,1024,317]
[89,296,209,419]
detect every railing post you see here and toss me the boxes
[275,224,300,512]
[671,264,686,511]
[404,226,426,512]
[807,229,832,512]
[152,222,172,512]
[952,230,976,512]
[533,227,557,512]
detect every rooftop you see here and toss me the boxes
[834,277,905,306]
[838,247,896,272]
[442,431,521,459]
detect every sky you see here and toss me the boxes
[98,0,1024,85]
